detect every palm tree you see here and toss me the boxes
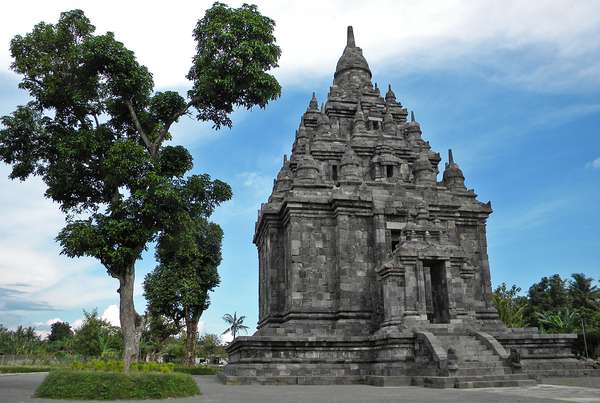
[569,273,600,310]
[222,312,249,341]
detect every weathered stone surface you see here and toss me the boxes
[223,26,594,386]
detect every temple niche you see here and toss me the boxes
[223,27,595,387]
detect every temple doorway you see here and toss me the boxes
[423,260,450,323]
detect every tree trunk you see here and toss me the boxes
[118,268,142,372]
[184,312,200,367]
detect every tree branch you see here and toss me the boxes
[125,100,154,156]
[153,99,196,151]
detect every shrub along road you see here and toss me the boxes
[1,373,599,402]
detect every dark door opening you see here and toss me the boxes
[423,260,450,324]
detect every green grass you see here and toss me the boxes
[35,370,200,400]
[0,365,51,373]
[70,359,174,373]
[174,365,220,375]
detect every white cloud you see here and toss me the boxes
[586,157,600,169]
[0,1,599,92]
[35,329,50,339]
[221,331,234,344]
[239,171,273,192]
[100,304,120,327]
[32,317,62,328]
[45,317,63,326]
[31,317,63,339]
[0,166,117,318]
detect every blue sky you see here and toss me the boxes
[0,1,599,338]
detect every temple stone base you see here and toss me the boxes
[222,326,599,386]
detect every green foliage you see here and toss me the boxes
[188,2,281,128]
[70,359,174,373]
[140,313,180,360]
[493,283,528,328]
[144,217,224,364]
[569,273,600,324]
[35,370,199,400]
[174,365,219,375]
[222,312,249,340]
[48,321,73,343]
[0,324,44,355]
[576,329,600,359]
[47,321,74,352]
[536,308,579,333]
[162,338,185,362]
[524,274,570,327]
[71,310,122,358]
[197,333,227,364]
[0,365,51,373]
[492,274,600,360]
[145,218,223,326]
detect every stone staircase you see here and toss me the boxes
[416,328,538,389]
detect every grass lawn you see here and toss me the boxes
[35,370,200,400]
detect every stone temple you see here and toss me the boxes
[223,27,597,387]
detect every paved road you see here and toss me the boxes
[0,373,599,403]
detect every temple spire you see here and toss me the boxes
[410,111,415,122]
[334,26,372,85]
[385,84,396,104]
[347,26,355,47]
[308,92,318,111]
[443,148,465,189]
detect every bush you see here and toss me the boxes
[174,365,219,375]
[0,365,50,373]
[35,370,199,400]
[70,359,174,373]
[576,329,600,359]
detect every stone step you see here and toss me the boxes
[524,368,600,377]
[454,367,506,376]
[521,361,596,370]
[458,351,498,358]
[453,374,534,382]
[456,360,504,368]
[421,375,537,389]
[220,374,366,385]
[455,379,537,389]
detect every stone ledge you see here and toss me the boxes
[365,375,412,386]
[494,333,577,340]
[219,374,367,385]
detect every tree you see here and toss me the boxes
[72,310,122,358]
[222,312,249,341]
[140,312,180,361]
[48,321,73,343]
[0,324,43,355]
[569,273,600,308]
[47,321,73,352]
[524,274,569,327]
[197,333,226,365]
[492,283,528,328]
[144,217,223,366]
[0,4,280,371]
